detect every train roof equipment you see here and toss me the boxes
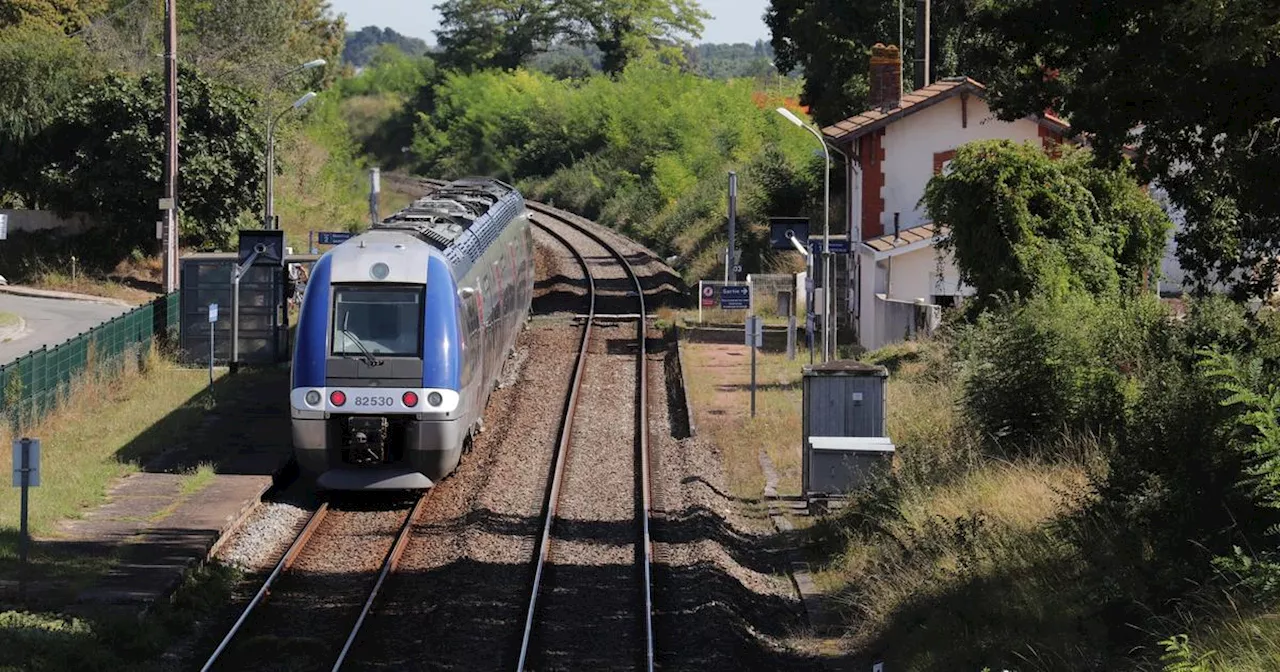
[371,177,524,268]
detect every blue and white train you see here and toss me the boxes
[290,178,534,491]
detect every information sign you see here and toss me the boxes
[809,238,851,254]
[317,231,353,245]
[720,285,750,310]
[11,438,39,488]
[700,284,715,307]
[744,315,764,348]
[0,213,8,241]
[208,303,218,323]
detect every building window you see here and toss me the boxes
[933,149,957,176]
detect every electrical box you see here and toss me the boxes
[801,359,894,497]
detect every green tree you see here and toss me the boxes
[179,0,345,89]
[433,0,562,71]
[965,0,1280,299]
[765,0,985,125]
[342,25,428,66]
[922,140,1170,305]
[566,0,709,74]
[0,27,94,148]
[0,0,107,34]
[10,65,264,250]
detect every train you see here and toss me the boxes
[290,177,534,491]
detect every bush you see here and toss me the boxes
[954,291,1167,454]
[403,56,822,283]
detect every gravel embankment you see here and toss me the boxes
[204,501,419,672]
[342,225,588,670]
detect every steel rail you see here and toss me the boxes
[331,494,429,670]
[200,501,331,672]
[516,218,597,671]
[523,203,654,672]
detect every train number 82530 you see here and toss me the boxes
[352,396,395,408]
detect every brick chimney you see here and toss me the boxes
[869,43,902,111]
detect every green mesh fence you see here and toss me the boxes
[0,292,179,431]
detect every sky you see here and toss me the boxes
[328,0,773,46]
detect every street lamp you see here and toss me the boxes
[777,106,833,362]
[264,91,317,230]
[262,59,326,229]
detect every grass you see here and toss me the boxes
[0,312,19,328]
[0,345,222,554]
[178,462,217,497]
[681,341,813,500]
[0,560,240,671]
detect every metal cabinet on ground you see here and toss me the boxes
[801,360,895,498]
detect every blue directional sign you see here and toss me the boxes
[809,238,850,254]
[720,285,751,310]
[317,231,353,245]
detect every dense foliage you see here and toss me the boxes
[967,0,1280,299]
[8,66,264,250]
[923,140,1170,305]
[432,0,709,74]
[404,57,821,280]
[343,25,428,66]
[766,0,985,125]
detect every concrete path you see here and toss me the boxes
[24,371,295,612]
[0,292,133,365]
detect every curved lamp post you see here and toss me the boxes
[264,91,317,229]
[776,106,832,362]
[263,58,326,229]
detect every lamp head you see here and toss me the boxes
[776,106,805,128]
[303,58,326,69]
[292,91,317,109]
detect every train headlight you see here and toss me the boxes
[427,392,443,407]
[304,390,321,406]
[370,262,390,280]
[330,390,347,406]
[402,391,419,407]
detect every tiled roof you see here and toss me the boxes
[821,77,1070,145]
[862,223,946,254]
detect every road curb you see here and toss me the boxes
[0,284,134,307]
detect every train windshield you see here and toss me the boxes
[331,286,424,358]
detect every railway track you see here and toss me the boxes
[199,495,427,671]
[519,204,655,671]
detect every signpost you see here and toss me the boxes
[12,437,40,572]
[720,285,750,310]
[316,231,353,246]
[208,303,218,385]
[745,315,763,417]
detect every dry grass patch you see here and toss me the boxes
[0,346,221,551]
[681,341,813,499]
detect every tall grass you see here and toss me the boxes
[0,343,218,550]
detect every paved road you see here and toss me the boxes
[0,294,133,366]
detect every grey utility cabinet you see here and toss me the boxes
[801,359,895,497]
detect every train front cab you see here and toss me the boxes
[291,250,469,491]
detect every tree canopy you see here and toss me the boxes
[434,0,561,72]
[343,25,428,66]
[966,0,1280,299]
[922,140,1170,305]
[766,0,985,125]
[432,0,708,74]
[9,65,264,250]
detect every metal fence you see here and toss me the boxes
[0,292,179,430]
